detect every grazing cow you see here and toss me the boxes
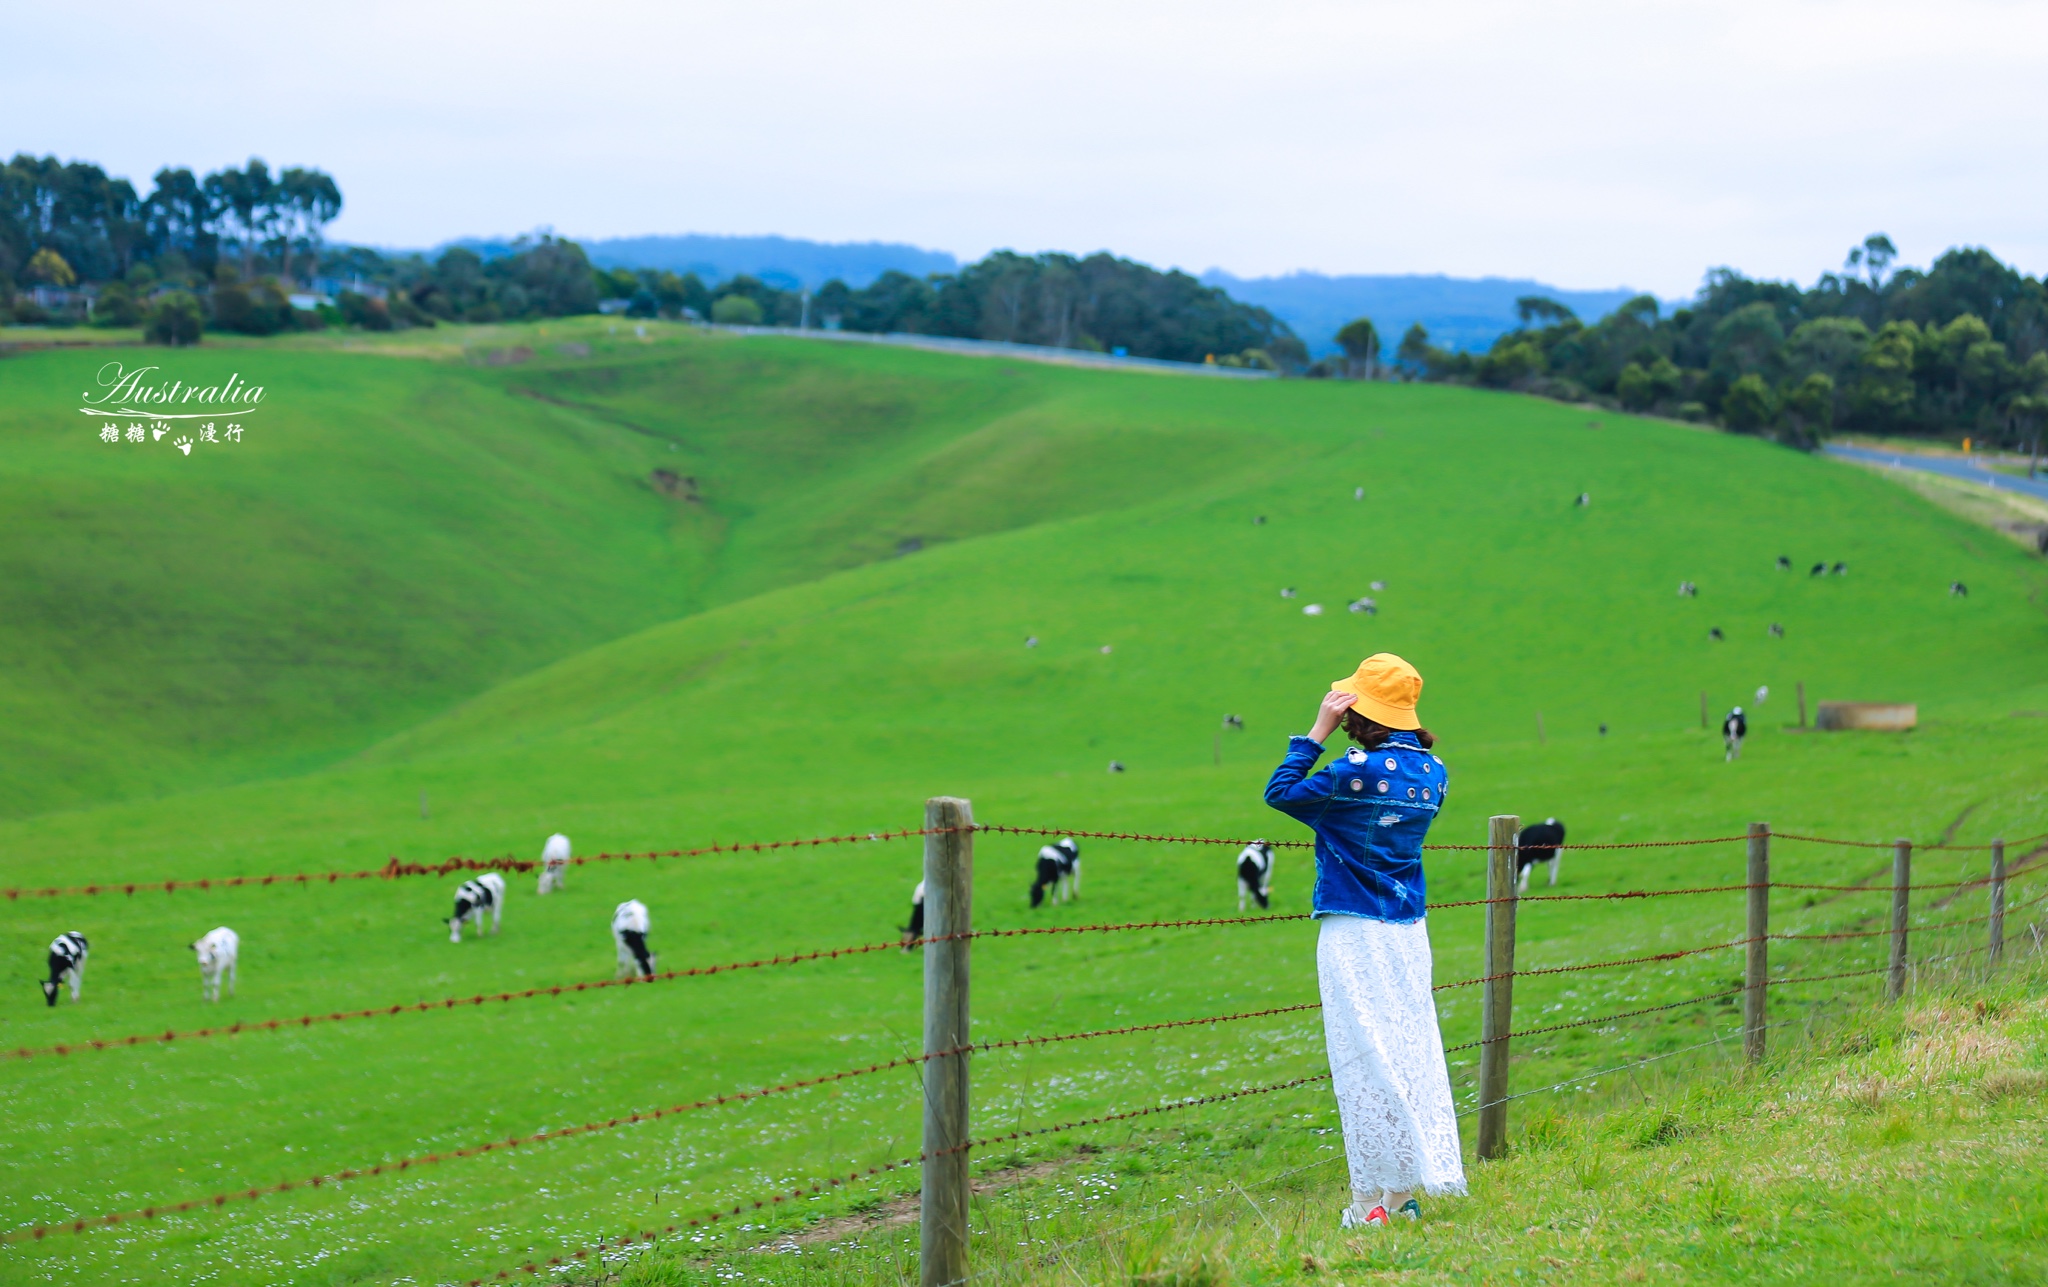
[448,872,506,942]
[1303,603,1325,616]
[191,926,239,1002]
[1237,842,1275,911]
[1951,581,1969,598]
[612,900,656,978]
[1354,486,1365,500]
[1832,561,1847,575]
[1025,636,1038,648]
[1280,587,1298,599]
[1030,838,1081,908]
[1769,622,1785,638]
[1254,515,1266,526]
[41,932,88,1007]
[1777,556,1791,570]
[1370,580,1386,592]
[1755,685,1769,706]
[1515,819,1566,893]
[1678,581,1698,598]
[1222,714,1244,730]
[1709,627,1725,641]
[1108,760,1125,773]
[1598,722,1609,736]
[1349,597,1377,615]
[1575,492,1590,507]
[537,833,571,895]
[1810,562,1827,576]
[1723,707,1748,761]
[902,879,925,950]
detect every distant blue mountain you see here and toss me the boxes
[574,234,957,290]
[1201,270,1655,357]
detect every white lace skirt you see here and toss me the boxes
[1317,914,1468,1197]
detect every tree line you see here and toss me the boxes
[1374,235,2048,448]
[1,153,1299,365]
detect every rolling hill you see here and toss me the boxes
[1,320,2044,1285]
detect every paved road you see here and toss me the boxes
[1824,443,2048,503]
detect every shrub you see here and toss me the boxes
[338,291,394,331]
[711,294,764,325]
[92,281,141,328]
[145,291,204,346]
[211,278,292,335]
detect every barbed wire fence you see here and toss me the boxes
[6,809,2043,1285]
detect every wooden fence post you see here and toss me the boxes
[1796,682,1807,729]
[1989,838,2006,966]
[1699,691,1708,729]
[920,797,974,1287]
[1477,813,1520,1161]
[1744,822,1769,1064]
[1887,838,1911,1001]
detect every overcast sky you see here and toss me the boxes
[10,0,2047,296]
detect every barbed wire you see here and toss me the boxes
[1773,831,2048,852]
[2,1000,1330,1244]
[14,822,2045,902]
[3,935,921,1063]
[0,827,950,901]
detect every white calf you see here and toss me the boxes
[192,926,239,1002]
[537,833,571,895]
[612,899,656,978]
[449,872,506,942]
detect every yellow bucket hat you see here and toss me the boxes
[1331,653,1424,730]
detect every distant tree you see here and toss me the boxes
[1779,372,1835,447]
[1515,295,1578,328]
[1721,373,1776,433]
[711,294,763,325]
[27,247,76,286]
[275,167,341,283]
[1395,322,1433,371]
[1844,234,1898,291]
[92,280,139,327]
[205,159,274,277]
[1335,317,1380,379]
[145,289,203,345]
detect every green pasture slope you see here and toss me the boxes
[1,320,2045,1286]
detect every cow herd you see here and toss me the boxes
[33,833,660,1010]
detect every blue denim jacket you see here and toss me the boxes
[1263,731,1446,922]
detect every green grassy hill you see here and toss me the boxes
[1,321,2044,1286]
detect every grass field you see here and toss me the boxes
[1,319,2045,1285]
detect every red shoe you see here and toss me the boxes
[1341,1203,1390,1228]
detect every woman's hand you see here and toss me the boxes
[1309,690,1357,744]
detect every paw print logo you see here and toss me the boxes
[173,436,193,456]
[152,424,169,441]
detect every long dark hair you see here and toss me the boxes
[1341,708,1436,751]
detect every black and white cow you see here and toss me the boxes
[1777,556,1792,570]
[1723,707,1748,761]
[901,879,926,949]
[192,926,239,1002]
[1237,842,1275,911]
[612,899,656,978]
[1029,838,1081,908]
[448,872,506,942]
[41,932,88,1007]
[1810,562,1827,577]
[537,833,570,895]
[1515,820,1566,893]
[1951,581,1969,598]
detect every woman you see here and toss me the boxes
[1264,652,1465,1227]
